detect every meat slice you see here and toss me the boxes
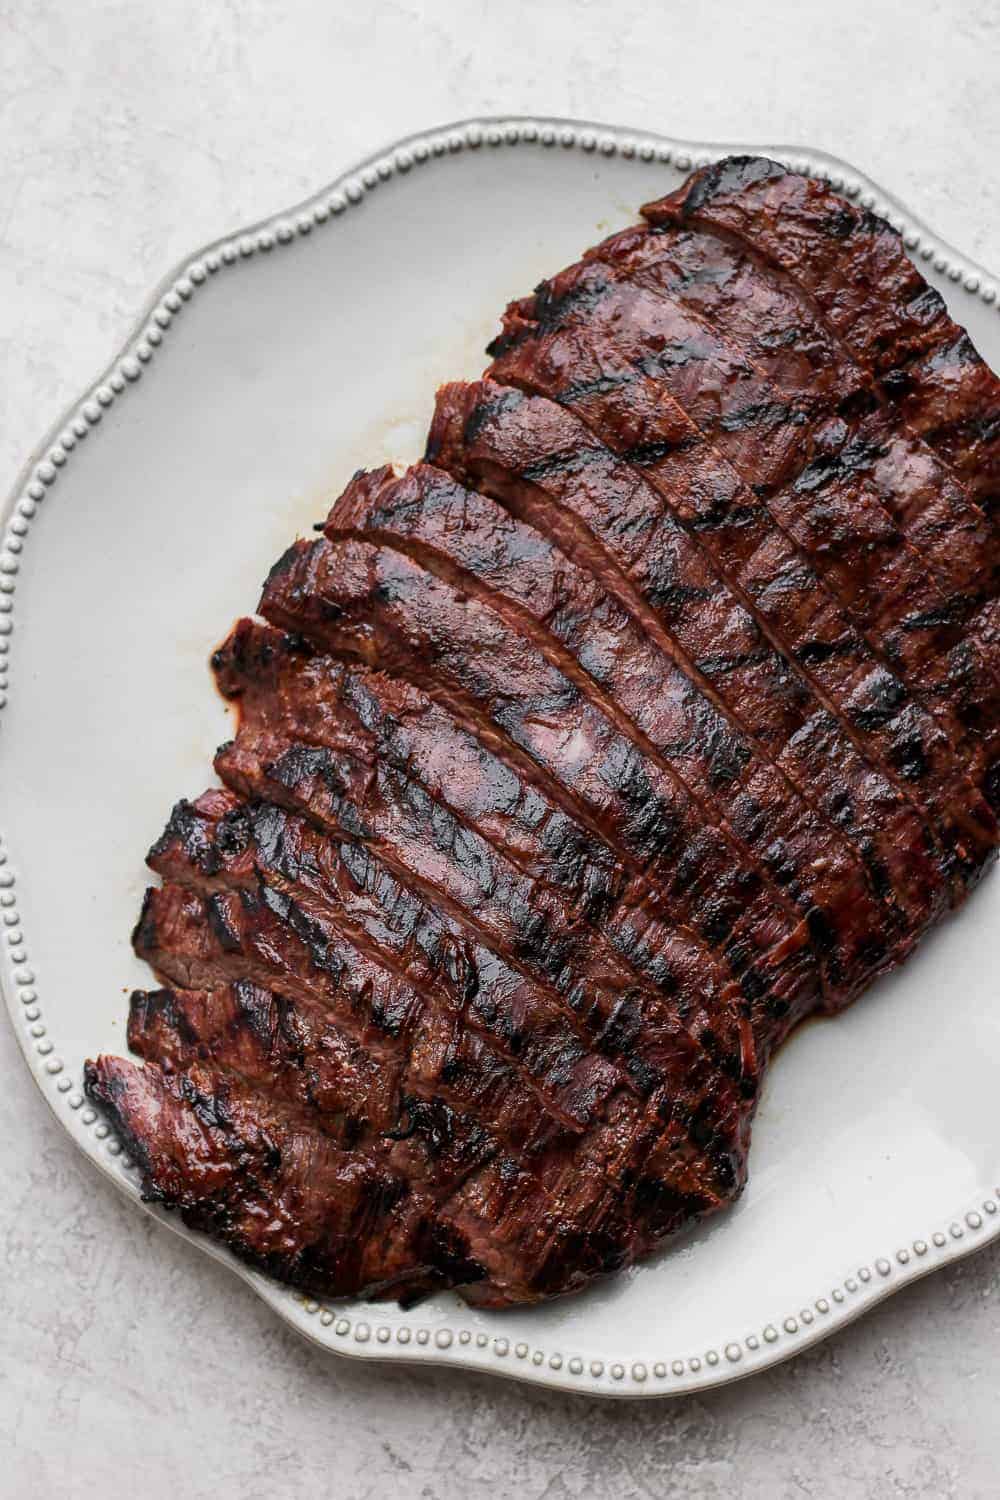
[487,298,998,893]
[641,156,1000,517]
[143,823,638,1148]
[571,215,1000,772]
[127,982,401,1139]
[150,786,756,1184]
[327,456,903,1010]
[487,257,1000,818]
[149,787,750,1128]
[125,983,508,1217]
[212,619,629,931]
[582,218,999,595]
[124,984,695,1307]
[84,1054,470,1304]
[212,621,766,1079]
[592,222,1000,611]
[128,884,744,1302]
[134,875,587,1174]
[428,379,946,945]
[258,527,821,1039]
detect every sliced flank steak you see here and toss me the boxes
[87,157,1000,1310]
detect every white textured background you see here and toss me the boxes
[3,2,1000,1495]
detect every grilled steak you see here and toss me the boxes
[427,379,946,943]
[86,157,1000,1310]
[487,261,1000,882]
[641,156,1000,518]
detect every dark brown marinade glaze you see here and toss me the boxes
[126,982,403,1140]
[428,379,947,952]
[211,643,759,1088]
[487,261,1000,835]
[146,792,648,1142]
[327,457,901,1016]
[487,300,998,895]
[138,875,607,1194]
[124,984,515,1236]
[150,784,753,1143]
[122,984,553,1306]
[212,619,631,935]
[571,212,1000,783]
[258,526,820,1042]
[155,791,757,1194]
[581,217,998,599]
[641,156,1000,521]
[641,157,1000,759]
[84,1050,500,1306]
[126,881,741,1302]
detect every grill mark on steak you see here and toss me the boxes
[217,618,632,924]
[213,620,629,931]
[642,157,1000,519]
[125,983,511,1239]
[127,982,401,1142]
[487,302,998,897]
[327,456,898,1009]
[84,1053,485,1304]
[134,879,587,1168]
[489,264,1000,832]
[125,982,692,1309]
[570,221,1000,791]
[146,811,633,1141]
[212,621,762,1076]
[151,787,755,1196]
[128,886,742,1298]
[258,529,820,1037]
[428,379,946,948]
[152,784,750,1126]
[640,161,1000,775]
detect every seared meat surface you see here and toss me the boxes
[87,158,1000,1307]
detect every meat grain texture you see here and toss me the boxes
[86,157,1000,1309]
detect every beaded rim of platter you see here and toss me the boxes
[2,117,999,1398]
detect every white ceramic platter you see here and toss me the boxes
[4,119,1000,1399]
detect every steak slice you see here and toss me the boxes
[428,378,946,946]
[125,984,507,1222]
[149,788,748,1130]
[487,297,998,893]
[127,982,401,1140]
[84,1053,471,1304]
[128,885,742,1301]
[124,983,670,1306]
[567,217,1000,774]
[143,835,635,1150]
[134,878,587,1167]
[326,456,899,1012]
[641,156,1000,517]
[488,260,1000,824]
[212,619,629,929]
[212,621,763,1077]
[583,218,1000,605]
[258,528,820,1037]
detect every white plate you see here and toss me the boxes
[4,118,1000,1399]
